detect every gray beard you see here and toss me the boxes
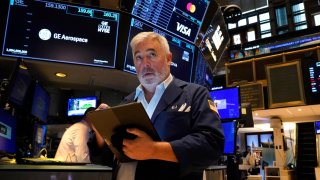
[138,67,169,92]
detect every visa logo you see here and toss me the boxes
[176,22,191,37]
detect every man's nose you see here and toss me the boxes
[141,56,151,67]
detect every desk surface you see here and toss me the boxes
[239,164,252,170]
[206,165,227,170]
[0,164,112,171]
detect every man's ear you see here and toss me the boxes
[166,53,172,65]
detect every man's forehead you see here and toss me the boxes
[134,39,160,52]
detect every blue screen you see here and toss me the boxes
[123,18,195,82]
[0,109,16,154]
[209,87,241,120]
[315,121,320,134]
[31,83,50,122]
[221,121,236,154]
[67,97,97,117]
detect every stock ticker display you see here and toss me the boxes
[123,18,195,82]
[2,0,120,68]
[132,0,210,43]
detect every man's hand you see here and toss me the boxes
[122,128,155,160]
[122,128,178,162]
[96,103,109,110]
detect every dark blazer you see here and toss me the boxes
[119,77,224,180]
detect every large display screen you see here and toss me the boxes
[307,62,320,93]
[221,121,237,155]
[131,0,210,43]
[198,1,230,72]
[31,83,50,122]
[123,18,195,82]
[2,0,120,68]
[301,60,320,105]
[0,108,17,154]
[209,87,241,120]
[67,96,97,117]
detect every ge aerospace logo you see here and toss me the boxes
[38,29,52,40]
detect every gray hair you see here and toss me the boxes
[130,32,170,55]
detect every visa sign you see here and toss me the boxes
[176,22,191,37]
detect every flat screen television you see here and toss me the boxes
[197,0,230,72]
[246,134,259,148]
[209,86,241,121]
[315,121,320,134]
[67,96,97,117]
[2,0,120,68]
[31,83,50,122]
[221,121,237,155]
[123,18,195,82]
[131,0,210,43]
[0,108,17,154]
[8,66,33,107]
[301,60,320,105]
[260,132,274,148]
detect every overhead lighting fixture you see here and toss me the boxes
[19,64,28,70]
[55,72,67,78]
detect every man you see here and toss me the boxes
[55,104,108,163]
[113,32,224,180]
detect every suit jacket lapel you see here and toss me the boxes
[122,78,187,124]
[150,78,184,123]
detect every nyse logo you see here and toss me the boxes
[98,21,110,33]
[176,22,191,37]
[205,39,217,62]
[212,25,224,51]
[205,25,225,62]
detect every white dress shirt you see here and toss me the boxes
[116,74,173,180]
[54,120,91,163]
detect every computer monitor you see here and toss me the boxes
[123,18,195,82]
[315,121,320,134]
[67,96,97,117]
[131,0,210,43]
[8,66,33,108]
[238,103,254,128]
[31,83,50,122]
[0,108,17,154]
[209,86,241,121]
[2,0,120,68]
[221,121,237,155]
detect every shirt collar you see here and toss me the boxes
[134,74,173,100]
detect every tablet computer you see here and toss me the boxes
[87,102,160,162]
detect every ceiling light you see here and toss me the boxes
[19,64,28,69]
[55,72,67,78]
[297,108,302,112]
